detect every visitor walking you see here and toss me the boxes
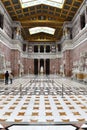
[9,72,13,84]
[5,71,9,85]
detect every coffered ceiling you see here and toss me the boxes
[2,0,83,42]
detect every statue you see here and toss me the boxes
[40,66,44,75]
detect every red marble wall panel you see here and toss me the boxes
[11,50,20,77]
[0,42,11,62]
[28,59,34,74]
[72,41,87,62]
[63,50,72,76]
[22,58,34,74]
[0,41,11,74]
[62,41,87,77]
[55,58,61,74]
[50,59,56,74]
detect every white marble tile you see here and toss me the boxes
[0,75,87,123]
[8,125,76,130]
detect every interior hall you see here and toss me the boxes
[0,0,87,130]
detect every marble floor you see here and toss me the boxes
[7,124,77,130]
[0,75,87,129]
[0,75,87,95]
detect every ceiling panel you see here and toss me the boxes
[1,0,83,41]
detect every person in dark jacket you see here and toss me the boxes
[5,71,9,85]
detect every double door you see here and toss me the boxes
[34,59,50,75]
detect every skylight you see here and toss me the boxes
[29,27,55,35]
[20,0,64,8]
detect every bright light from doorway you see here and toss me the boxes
[20,0,65,8]
[29,27,55,35]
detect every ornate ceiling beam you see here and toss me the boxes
[17,13,65,21]
[26,38,56,42]
[20,19,64,23]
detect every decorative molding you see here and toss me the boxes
[22,52,62,59]
[72,0,85,25]
[62,25,87,51]
[12,40,23,52]
[62,39,72,52]
[0,28,12,49]
[0,28,23,52]
[0,0,12,23]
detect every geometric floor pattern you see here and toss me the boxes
[0,75,87,124]
[0,95,87,123]
[0,75,87,95]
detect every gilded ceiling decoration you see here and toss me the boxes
[2,0,83,41]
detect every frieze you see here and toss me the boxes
[22,52,62,59]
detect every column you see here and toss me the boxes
[15,27,20,40]
[38,45,40,53]
[56,44,58,53]
[64,50,72,77]
[63,29,65,37]
[44,59,46,74]
[38,59,40,74]
[78,15,81,31]
[44,45,46,53]
[65,27,68,38]
[25,44,28,52]
[85,4,87,26]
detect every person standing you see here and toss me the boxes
[9,72,13,84]
[5,71,9,85]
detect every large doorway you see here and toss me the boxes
[40,59,44,73]
[46,59,50,75]
[40,59,44,68]
[34,59,38,75]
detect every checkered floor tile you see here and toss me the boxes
[0,75,87,123]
